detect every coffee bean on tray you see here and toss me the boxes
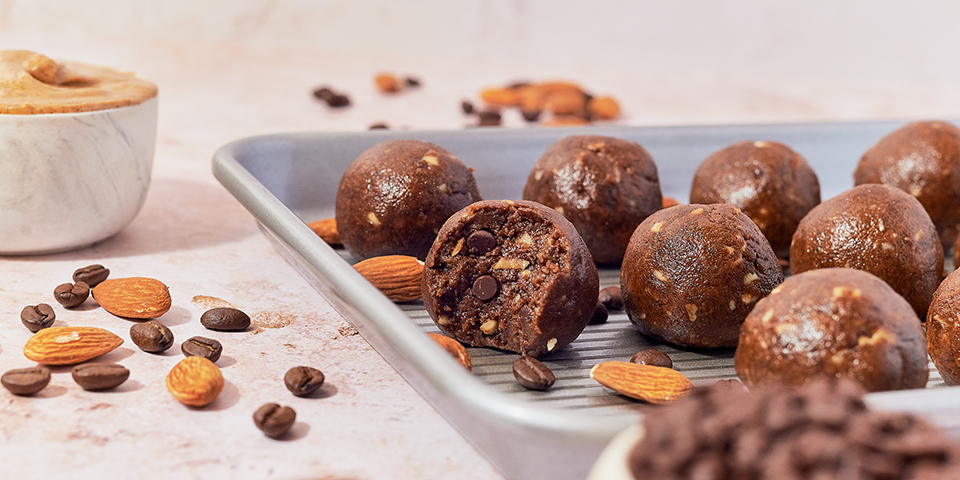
[284,366,325,397]
[72,363,130,391]
[20,303,55,333]
[512,356,556,391]
[1,366,51,396]
[181,336,223,363]
[253,403,297,439]
[589,302,609,325]
[72,264,110,287]
[201,307,251,331]
[599,286,624,310]
[630,349,673,369]
[130,320,175,353]
[54,281,89,308]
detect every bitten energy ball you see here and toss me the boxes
[621,203,782,348]
[335,139,482,260]
[689,141,820,259]
[522,135,662,264]
[854,120,960,251]
[927,269,960,385]
[421,200,599,357]
[735,268,928,392]
[790,183,943,318]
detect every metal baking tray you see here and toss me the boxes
[213,122,960,480]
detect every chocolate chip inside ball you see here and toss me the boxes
[472,275,499,301]
[467,230,496,255]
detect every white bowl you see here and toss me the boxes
[0,96,157,254]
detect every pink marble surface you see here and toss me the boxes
[2,24,960,480]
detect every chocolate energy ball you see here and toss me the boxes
[421,200,599,357]
[620,203,783,348]
[927,269,960,385]
[628,377,960,480]
[854,120,960,251]
[790,183,943,318]
[689,141,820,259]
[735,268,928,392]
[334,139,482,261]
[522,135,662,264]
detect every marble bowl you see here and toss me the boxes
[0,96,157,255]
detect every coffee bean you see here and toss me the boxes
[630,349,673,369]
[589,302,609,325]
[312,86,351,107]
[472,275,499,302]
[512,356,556,391]
[461,100,475,115]
[1,366,51,396]
[466,230,496,255]
[284,366,325,397]
[181,336,223,363]
[200,307,251,332]
[404,76,421,87]
[599,286,624,310]
[54,281,89,308]
[327,94,350,107]
[20,303,55,332]
[477,110,502,127]
[72,363,129,391]
[253,403,297,439]
[72,264,110,287]
[130,320,174,353]
[521,109,541,122]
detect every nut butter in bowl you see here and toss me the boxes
[0,50,158,254]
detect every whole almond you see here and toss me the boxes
[587,96,621,120]
[307,218,341,245]
[427,332,472,372]
[353,255,424,303]
[166,356,224,407]
[480,87,521,106]
[374,73,401,93]
[590,361,692,404]
[23,326,124,365]
[92,277,172,319]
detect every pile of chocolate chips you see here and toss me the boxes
[629,377,960,480]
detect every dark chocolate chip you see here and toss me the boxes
[630,349,673,369]
[472,275,499,302]
[253,403,297,439]
[589,302,608,325]
[477,110,501,127]
[404,76,421,87]
[599,286,624,310]
[466,230,496,255]
[461,100,475,115]
[72,363,130,391]
[20,303,55,333]
[284,366,325,397]
[181,336,223,363]
[54,281,89,308]
[368,122,389,130]
[512,356,555,391]
[72,264,110,287]
[1,366,51,396]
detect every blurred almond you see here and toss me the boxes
[307,218,341,245]
[353,255,424,303]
